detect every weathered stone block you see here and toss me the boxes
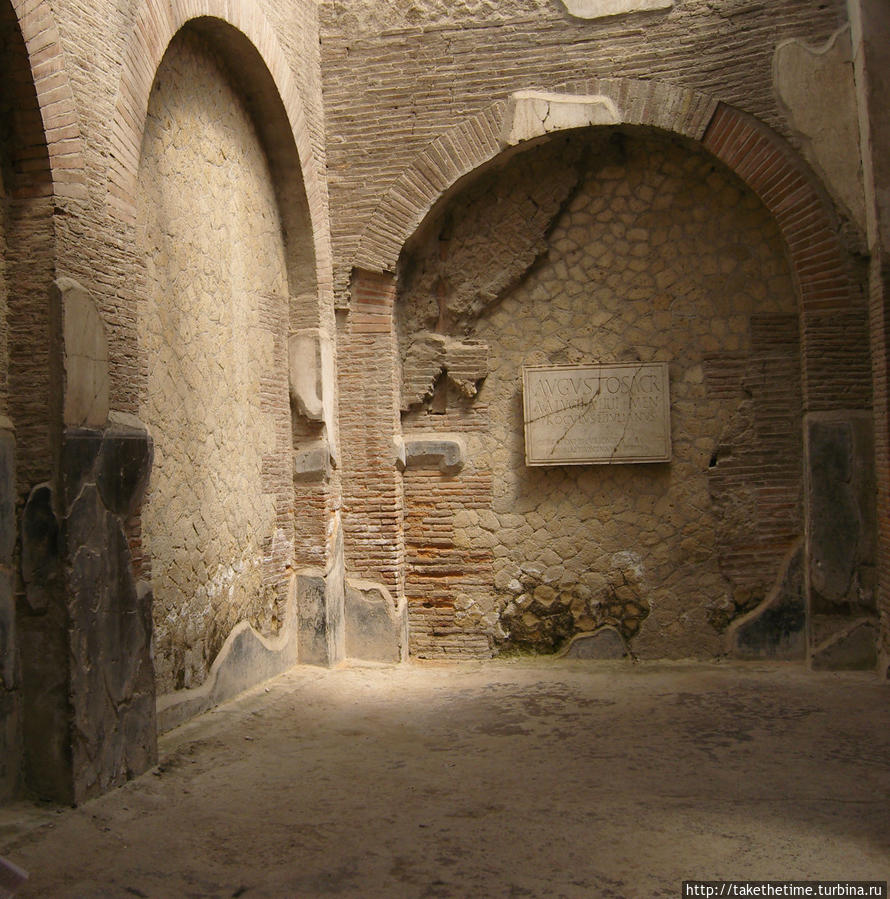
[503,91,619,147]
[60,428,103,511]
[807,416,876,614]
[294,440,331,481]
[66,484,157,800]
[296,526,346,668]
[402,433,466,474]
[730,546,806,660]
[811,619,878,670]
[297,574,331,666]
[345,580,408,663]
[55,277,109,428]
[96,418,153,517]
[18,571,73,803]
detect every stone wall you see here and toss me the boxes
[320,0,851,305]
[136,29,291,694]
[399,128,802,658]
[0,110,12,802]
[0,155,7,417]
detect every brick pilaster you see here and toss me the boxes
[338,269,405,597]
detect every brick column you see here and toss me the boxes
[338,269,405,599]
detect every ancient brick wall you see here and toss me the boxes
[41,0,330,416]
[136,30,294,694]
[338,271,405,595]
[398,128,803,658]
[320,0,850,306]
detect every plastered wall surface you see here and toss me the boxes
[400,130,802,658]
[137,30,290,694]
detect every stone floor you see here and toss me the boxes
[2,660,889,898]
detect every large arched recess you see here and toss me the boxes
[110,0,329,305]
[341,79,876,666]
[357,80,868,415]
[134,13,326,709]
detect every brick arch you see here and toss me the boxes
[356,78,868,414]
[9,0,87,202]
[109,0,330,293]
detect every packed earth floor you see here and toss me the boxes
[2,660,889,898]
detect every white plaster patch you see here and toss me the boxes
[57,278,109,428]
[774,27,866,232]
[558,0,672,19]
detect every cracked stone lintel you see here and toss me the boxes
[502,91,620,147]
[558,0,672,20]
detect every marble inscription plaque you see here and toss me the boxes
[522,362,671,465]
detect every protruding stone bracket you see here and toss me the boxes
[294,439,333,482]
[557,0,672,18]
[393,436,407,471]
[399,433,466,475]
[288,329,338,461]
[502,91,620,147]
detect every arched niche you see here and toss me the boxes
[135,19,319,698]
[394,125,806,659]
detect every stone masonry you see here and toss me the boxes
[0,0,888,808]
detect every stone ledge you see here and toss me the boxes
[398,433,466,475]
[294,440,333,481]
